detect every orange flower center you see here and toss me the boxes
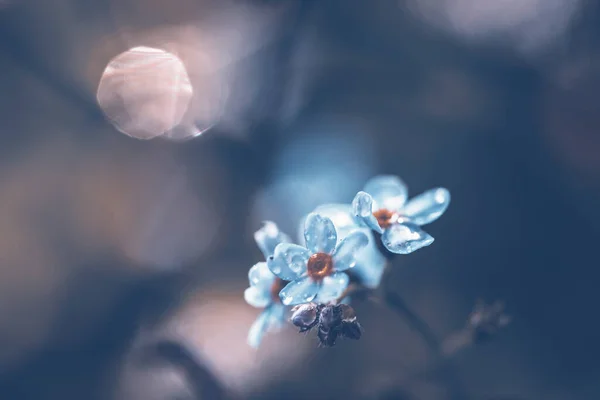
[373,208,398,229]
[306,252,334,281]
[270,278,286,303]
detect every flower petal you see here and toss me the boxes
[247,307,272,348]
[304,213,337,254]
[352,191,383,233]
[381,222,434,254]
[267,304,286,329]
[312,203,358,237]
[364,175,408,212]
[401,187,450,225]
[268,243,310,280]
[244,286,271,308]
[350,229,387,289]
[298,204,360,247]
[248,262,276,291]
[333,231,369,271]
[315,271,349,303]
[254,221,290,259]
[279,275,319,306]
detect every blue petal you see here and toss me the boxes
[244,286,271,308]
[298,204,360,247]
[364,175,408,212]
[312,204,358,237]
[279,275,319,306]
[401,188,450,225]
[352,191,383,233]
[247,307,272,348]
[315,271,349,303]
[333,231,369,271]
[304,213,337,254]
[268,243,310,280]
[381,222,434,254]
[351,229,387,289]
[254,221,290,259]
[248,262,276,291]
[268,303,287,328]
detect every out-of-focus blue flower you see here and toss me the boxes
[269,213,369,306]
[253,221,291,260]
[244,222,290,348]
[299,204,387,289]
[244,261,288,348]
[352,175,450,254]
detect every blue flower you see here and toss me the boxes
[244,222,290,348]
[300,204,387,289]
[352,175,450,254]
[269,213,369,306]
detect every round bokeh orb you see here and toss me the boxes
[97,46,194,140]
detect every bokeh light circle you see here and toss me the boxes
[97,46,193,140]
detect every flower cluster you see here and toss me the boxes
[244,175,450,348]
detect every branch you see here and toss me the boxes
[138,340,228,400]
[379,264,469,400]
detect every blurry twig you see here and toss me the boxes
[138,340,228,400]
[442,299,511,357]
[339,265,469,400]
[336,283,379,304]
[382,289,443,355]
[379,265,469,400]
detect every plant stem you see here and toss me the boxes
[140,340,227,400]
[380,263,469,400]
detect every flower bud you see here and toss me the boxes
[291,303,320,332]
[338,304,357,321]
[318,305,342,332]
[341,321,362,340]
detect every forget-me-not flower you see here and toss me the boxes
[352,175,450,254]
[299,204,387,289]
[269,213,369,306]
[244,222,291,348]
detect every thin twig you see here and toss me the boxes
[379,263,469,400]
[138,340,228,400]
[336,283,377,304]
[382,290,444,355]
[336,257,476,398]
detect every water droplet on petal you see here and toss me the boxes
[382,223,434,254]
[279,277,319,306]
[304,213,337,254]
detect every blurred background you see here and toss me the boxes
[0,0,599,399]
